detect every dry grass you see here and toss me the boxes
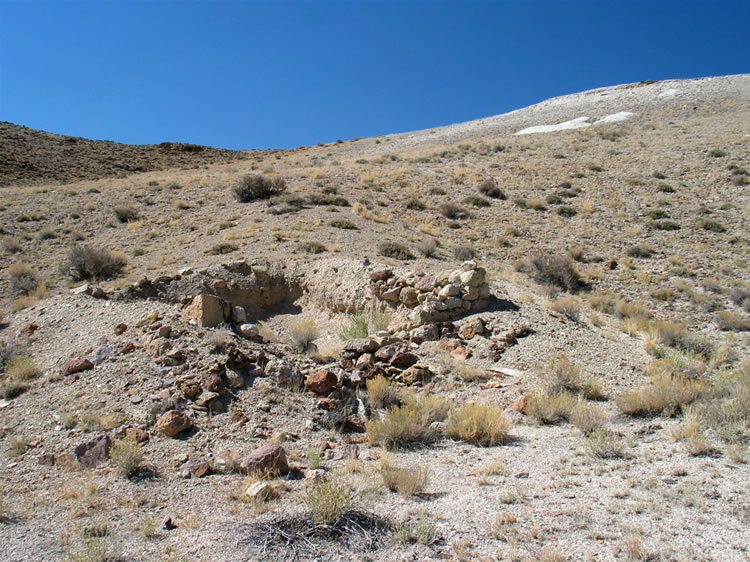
[548,295,581,320]
[109,438,144,477]
[353,202,392,223]
[616,372,706,416]
[287,318,319,353]
[569,398,607,434]
[526,391,577,424]
[365,403,436,450]
[540,353,603,399]
[445,403,510,446]
[583,428,625,458]
[716,310,750,331]
[366,376,403,409]
[304,476,353,524]
[380,455,429,496]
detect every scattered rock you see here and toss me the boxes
[90,344,114,365]
[342,338,380,354]
[124,427,150,443]
[245,481,273,502]
[239,323,260,340]
[265,358,303,390]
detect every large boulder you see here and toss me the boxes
[240,443,289,476]
[305,369,338,395]
[156,410,193,437]
[183,294,231,328]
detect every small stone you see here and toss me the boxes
[355,353,373,370]
[342,338,380,354]
[245,481,273,502]
[509,395,530,413]
[232,306,247,324]
[458,324,476,340]
[156,410,192,437]
[201,372,224,393]
[399,287,420,306]
[119,341,136,354]
[38,452,56,466]
[180,380,202,399]
[183,294,231,328]
[161,516,177,530]
[370,269,393,282]
[124,427,149,443]
[226,348,252,370]
[390,350,419,368]
[114,323,128,336]
[400,365,434,385]
[265,358,303,390]
[158,326,172,338]
[381,287,401,302]
[239,323,260,339]
[317,398,341,410]
[90,344,114,365]
[189,460,211,478]
[72,434,111,468]
[62,357,94,376]
[438,284,461,299]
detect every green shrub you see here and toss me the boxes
[653,171,667,179]
[698,219,726,233]
[67,246,127,281]
[627,245,655,258]
[454,246,475,261]
[233,174,286,202]
[304,477,353,524]
[657,183,675,193]
[584,428,625,458]
[709,149,727,158]
[339,311,390,340]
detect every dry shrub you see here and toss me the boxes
[380,456,429,496]
[67,245,127,281]
[583,428,625,458]
[541,353,602,399]
[570,398,607,434]
[670,409,717,456]
[287,318,319,352]
[548,296,581,320]
[365,403,436,450]
[233,174,286,202]
[716,310,750,332]
[366,376,403,409]
[615,300,651,320]
[378,242,414,260]
[529,254,586,292]
[304,476,353,524]
[615,372,706,416]
[353,202,392,223]
[445,403,510,446]
[526,391,577,424]
[5,355,39,381]
[8,263,39,296]
[109,438,143,477]
[588,290,617,314]
[438,202,468,219]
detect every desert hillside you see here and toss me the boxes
[0,74,748,561]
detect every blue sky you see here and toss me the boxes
[1,0,747,149]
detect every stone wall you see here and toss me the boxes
[369,260,491,327]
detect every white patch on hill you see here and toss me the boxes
[513,111,634,135]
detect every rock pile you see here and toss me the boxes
[369,260,491,327]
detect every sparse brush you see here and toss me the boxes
[540,353,602,399]
[365,403,436,450]
[366,376,403,409]
[329,219,358,230]
[439,202,468,219]
[8,263,40,296]
[616,372,705,417]
[589,291,617,314]
[463,195,491,208]
[418,238,438,258]
[5,355,39,381]
[297,241,327,254]
[406,198,426,211]
[353,202,392,223]
[526,391,577,424]
[445,403,510,446]
[67,245,127,281]
[627,245,655,258]
[478,178,506,199]
[569,398,607,434]
[233,174,286,202]
[615,300,650,320]
[583,428,625,458]
[548,296,580,320]
[453,246,475,261]
[288,319,319,353]
[206,242,238,255]
[113,205,138,223]
[380,455,429,496]
[378,242,414,260]
[304,476,353,524]
[716,310,750,332]
[528,254,586,292]
[339,310,390,340]
[306,446,323,469]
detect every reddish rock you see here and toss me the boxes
[201,372,225,393]
[345,415,366,433]
[188,460,211,478]
[73,434,112,468]
[62,357,94,376]
[370,269,393,282]
[374,344,401,362]
[390,350,419,368]
[114,323,128,335]
[509,395,530,413]
[240,443,289,476]
[451,346,472,361]
[458,324,476,340]
[305,369,338,395]
[317,398,341,411]
[156,410,193,437]
[119,341,136,354]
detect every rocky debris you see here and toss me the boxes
[398,365,435,385]
[342,338,380,354]
[304,368,338,395]
[72,434,111,468]
[156,410,193,437]
[238,323,261,340]
[114,323,128,335]
[245,481,274,502]
[125,427,150,442]
[369,261,492,327]
[240,443,289,476]
[183,294,232,328]
[265,358,303,390]
[90,344,114,365]
[62,357,94,376]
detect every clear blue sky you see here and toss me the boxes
[1,0,747,149]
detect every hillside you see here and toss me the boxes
[0,122,253,187]
[0,74,749,561]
